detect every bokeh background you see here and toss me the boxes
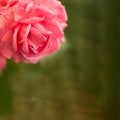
[0,0,120,120]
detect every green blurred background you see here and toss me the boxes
[0,0,120,119]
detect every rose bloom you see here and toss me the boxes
[0,0,67,71]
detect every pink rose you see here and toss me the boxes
[0,0,67,70]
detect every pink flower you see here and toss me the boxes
[0,0,67,70]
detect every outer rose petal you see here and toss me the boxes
[0,54,6,71]
[0,31,13,59]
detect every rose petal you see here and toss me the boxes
[0,54,6,71]
[0,31,13,58]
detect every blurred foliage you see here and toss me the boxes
[0,0,120,120]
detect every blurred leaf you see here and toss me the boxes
[0,60,18,115]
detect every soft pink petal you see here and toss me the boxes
[13,26,20,51]
[13,52,21,63]
[0,31,13,58]
[0,54,6,71]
